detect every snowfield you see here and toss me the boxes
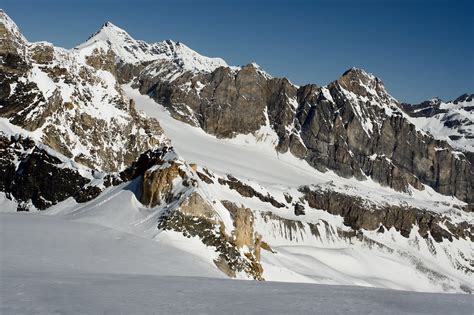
[1,213,472,315]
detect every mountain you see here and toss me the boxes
[401,94,474,155]
[0,10,164,172]
[0,10,473,294]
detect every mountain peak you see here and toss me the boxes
[0,9,28,50]
[335,67,393,101]
[102,21,116,28]
[340,67,378,83]
[1,9,19,33]
[453,93,474,104]
[427,97,443,105]
[76,22,229,71]
[82,21,132,44]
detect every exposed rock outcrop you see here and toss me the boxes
[140,162,184,207]
[300,186,473,242]
[218,175,285,208]
[158,197,264,280]
[0,134,91,210]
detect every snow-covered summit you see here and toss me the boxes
[75,21,228,73]
[0,9,20,33]
[0,10,28,49]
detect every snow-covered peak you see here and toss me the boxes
[81,21,134,47]
[342,67,374,79]
[75,21,228,73]
[0,9,28,46]
[429,97,442,103]
[158,39,229,73]
[75,21,150,64]
[0,9,17,31]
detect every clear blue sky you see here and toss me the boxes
[2,0,473,103]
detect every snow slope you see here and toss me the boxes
[1,213,472,315]
[3,163,464,293]
[0,213,221,278]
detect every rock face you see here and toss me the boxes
[218,175,285,208]
[141,162,185,207]
[296,70,473,203]
[133,61,473,204]
[138,153,265,280]
[0,135,91,210]
[300,186,472,243]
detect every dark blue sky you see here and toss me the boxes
[2,0,473,103]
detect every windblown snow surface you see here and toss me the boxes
[1,213,472,315]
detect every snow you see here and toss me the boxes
[249,62,273,79]
[7,136,465,294]
[0,193,17,212]
[29,66,56,99]
[0,212,220,277]
[257,223,473,292]
[1,213,472,315]
[0,118,37,139]
[321,87,334,102]
[75,22,228,73]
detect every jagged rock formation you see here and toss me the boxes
[136,150,266,280]
[0,134,91,210]
[141,161,186,207]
